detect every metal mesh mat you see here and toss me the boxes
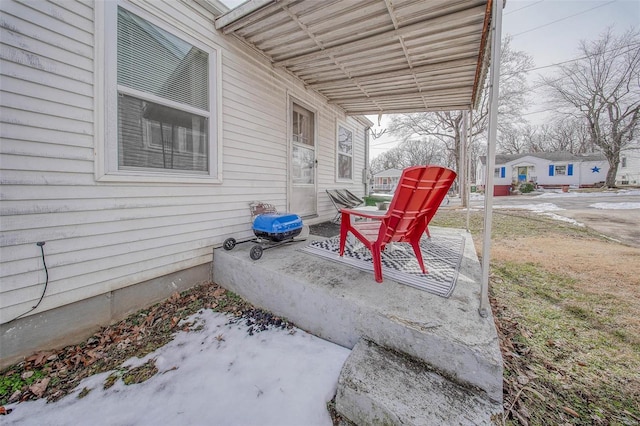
[300,234,465,298]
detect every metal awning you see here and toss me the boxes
[215,0,492,115]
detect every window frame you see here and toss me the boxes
[336,121,354,182]
[95,1,223,184]
[554,164,567,176]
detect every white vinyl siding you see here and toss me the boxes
[0,0,368,324]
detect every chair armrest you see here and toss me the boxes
[341,208,388,220]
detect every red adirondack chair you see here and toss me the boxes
[339,165,457,283]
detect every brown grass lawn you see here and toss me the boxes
[432,209,640,426]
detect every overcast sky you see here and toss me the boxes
[502,0,640,123]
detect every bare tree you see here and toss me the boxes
[521,124,545,153]
[370,147,405,174]
[542,28,640,187]
[370,138,447,174]
[499,126,528,154]
[401,138,448,168]
[544,118,595,154]
[387,112,466,169]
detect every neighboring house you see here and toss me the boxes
[617,142,640,185]
[477,152,609,195]
[372,168,402,192]
[0,0,370,364]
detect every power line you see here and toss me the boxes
[370,139,402,147]
[511,1,617,38]
[504,0,545,16]
[521,107,558,116]
[502,42,640,77]
[525,46,640,92]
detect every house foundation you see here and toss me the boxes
[0,263,210,369]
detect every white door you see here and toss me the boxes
[290,102,317,216]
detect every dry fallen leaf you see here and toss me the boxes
[170,316,179,328]
[29,378,51,398]
[9,390,22,403]
[524,387,545,401]
[27,351,53,367]
[563,406,580,418]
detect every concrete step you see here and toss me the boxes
[336,339,503,426]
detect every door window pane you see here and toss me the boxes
[292,145,315,184]
[292,105,314,147]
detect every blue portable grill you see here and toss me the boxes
[223,207,305,260]
[252,213,303,241]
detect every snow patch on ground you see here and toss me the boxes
[494,203,564,213]
[534,189,640,199]
[540,213,585,227]
[494,203,584,226]
[4,310,351,426]
[590,202,640,210]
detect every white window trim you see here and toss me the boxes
[336,121,354,182]
[554,164,567,176]
[94,1,223,184]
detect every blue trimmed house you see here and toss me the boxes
[477,152,609,195]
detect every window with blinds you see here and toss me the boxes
[116,7,211,173]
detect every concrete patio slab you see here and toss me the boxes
[212,226,503,411]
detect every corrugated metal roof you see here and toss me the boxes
[215,0,492,115]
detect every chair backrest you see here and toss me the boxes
[337,189,363,206]
[378,165,456,244]
[327,189,356,208]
